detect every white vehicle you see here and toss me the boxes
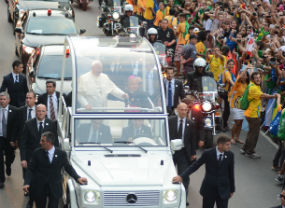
[58,36,186,208]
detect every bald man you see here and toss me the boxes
[20,104,58,179]
[77,60,128,110]
[168,102,197,206]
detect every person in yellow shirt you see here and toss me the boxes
[228,70,249,144]
[174,13,187,76]
[136,0,146,17]
[164,8,178,30]
[143,0,154,27]
[154,2,165,27]
[241,72,279,159]
[206,47,226,82]
[165,0,174,16]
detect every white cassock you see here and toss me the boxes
[78,72,125,108]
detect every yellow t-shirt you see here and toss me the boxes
[228,81,248,108]
[165,15,177,30]
[154,10,165,26]
[208,55,226,82]
[223,70,233,92]
[165,6,170,16]
[143,0,154,20]
[244,82,263,118]
[195,41,206,55]
[136,0,146,16]
[177,21,186,45]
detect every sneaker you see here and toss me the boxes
[6,166,11,176]
[240,149,246,155]
[247,153,261,159]
[275,175,284,185]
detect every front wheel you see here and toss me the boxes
[204,130,213,148]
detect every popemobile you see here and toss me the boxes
[57,35,186,208]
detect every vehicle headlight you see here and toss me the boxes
[204,118,212,127]
[202,101,212,112]
[112,12,120,20]
[84,191,100,203]
[163,190,177,203]
[23,46,34,54]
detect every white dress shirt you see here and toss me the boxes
[0,106,9,137]
[12,72,20,83]
[26,106,36,120]
[47,92,58,119]
[47,146,55,163]
[216,147,224,160]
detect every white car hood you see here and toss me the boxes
[72,152,176,187]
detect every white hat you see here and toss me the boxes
[194,28,200,33]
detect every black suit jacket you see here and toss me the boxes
[121,125,152,140]
[25,147,80,199]
[181,147,235,200]
[18,106,36,138]
[0,73,28,107]
[2,105,19,142]
[168,116,196,158]
[78,123,112,144]
[37,91,60,107]
[164,79,185,108]
[20,118,58,161]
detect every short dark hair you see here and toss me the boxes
[251,72,261,81]
[12,60,22,69]
[190,34,197,40]
[166,66,175,72]
[46,80,56,87]
[169,8,175,16]
[42,131,55,144]
[216,134,231,144]
[27,91,36,98]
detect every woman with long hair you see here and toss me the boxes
[228,69,250,144]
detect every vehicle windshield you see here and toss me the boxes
[153,42,166,55]
[200,76,218,101]
[72,37,163,114]
[26,16,77,35]
[105,0,121,7]
[129,16,139,27]
[74,118,167,147]
[37,55,72,80]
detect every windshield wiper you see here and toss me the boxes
[114,141,148,153]
[79,142,113,153]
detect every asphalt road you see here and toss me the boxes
[0,0,283,207]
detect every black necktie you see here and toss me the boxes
[218,154,223,165]
[177,119,183,139]
[28,108,32,120]
[39,122,43,136]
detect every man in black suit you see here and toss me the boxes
[0,92,18,188]
[168,102,196,205]
[37,80,60,120]
[0,60,29,107]
[121,120,152,142]
[23,131,87,208]
[20,104,58,179]
[164,67,185,115]
[77,120,112,144]
[173,135,235,208]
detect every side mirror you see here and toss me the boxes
[63,138,71,151]
[170,139,183,152]
[15,27,23,33]
[79,29,86,35]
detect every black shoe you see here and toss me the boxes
[0,182,4,189]
[6,166,11,176]
[186,201,189,206]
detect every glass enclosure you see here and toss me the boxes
[200,76,218,102]
[74,118,167,147]
[71,37,163,113]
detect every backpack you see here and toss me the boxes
[238,83,254,110]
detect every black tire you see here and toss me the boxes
[204,130,213,148]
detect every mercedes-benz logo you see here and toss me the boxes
[126,193,137,204]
